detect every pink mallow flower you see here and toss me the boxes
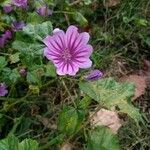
[12,0,27,8]
[44,26,93,76]
[0,83,8,97]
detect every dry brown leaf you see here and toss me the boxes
[90,109,122,134]
[36,115,57,129]
[120,75,147,100]
[104,0,120,7]
[60,143,73,150]
[144,60,150,71]
[30,105,40,116]
[143,60,150,82]
[120,59,150,100]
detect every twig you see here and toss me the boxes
[64,13,70,26]
[53,11,74,14]
[69,0,82,6]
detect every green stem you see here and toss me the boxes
[40,79,56,88]
[0,91,31,113]
[65,105,102,144]
[0,97,19,101]
[0,80,55,111]
[61,79,77,108]
[39,134,64,150]
[69,0,82,6]
[53,11,74,15]
[7,83,15,97]
[0,52,11,56]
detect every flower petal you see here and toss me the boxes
[76,58,92,69]
[44,35,64,54]
[43,35,52,47]
[53,28,63,34]
[66,63,79,76]
[66,25,79,50]
[44,47,60,61]
[56,62,79,76]
[73,32,90,51]
[56,64,66,76]
[73,44,93,57]
[53,31,66,50]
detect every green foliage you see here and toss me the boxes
[9,53,20,64]
[27,71,41,85]
[87,126,120,150]
[11,21,53,85]
[9,69,21,83]
[72,12,88,27]
[83,0,92,5]
[78,96,92,109]
[79,78,141,123]
[0,135,18,150]
[18,139,39,150]
[0,135,39,150]
[0,0,11,6]
[12,41,44,55]
[27,12,45,24]
[0,65,21,84]
[0,0,149,149]
[134,18,149,27]
[27,66,45,85]
[12,21,52,55]
[58,106,85,135]
[23,21,52,40]
[72,11,88,26]
[144,36,150,47]
[0,56,7,71]
[45,63,56,77]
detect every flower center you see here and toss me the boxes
[62,48,71,62]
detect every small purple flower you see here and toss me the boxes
[0,38,5,48]
[12,21,26,31]
[44,25,93,76]
[85,70,103,81]
[36,6,52,17]
[3,5,13,13]
[19,68,27,76]
[0,83,8,97]
[12,0,27,8]
[0,30,12,48]
[4,30,12,39]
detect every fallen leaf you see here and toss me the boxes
[90,109,122,134]
[104,0,120,7]
[143,60,150,82]
[60,143,73,150]
[36,115,57,129]
[144,60,150,71]
[120,59,150,100]
[120,75,147,100]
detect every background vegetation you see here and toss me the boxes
[0,0,150,149]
